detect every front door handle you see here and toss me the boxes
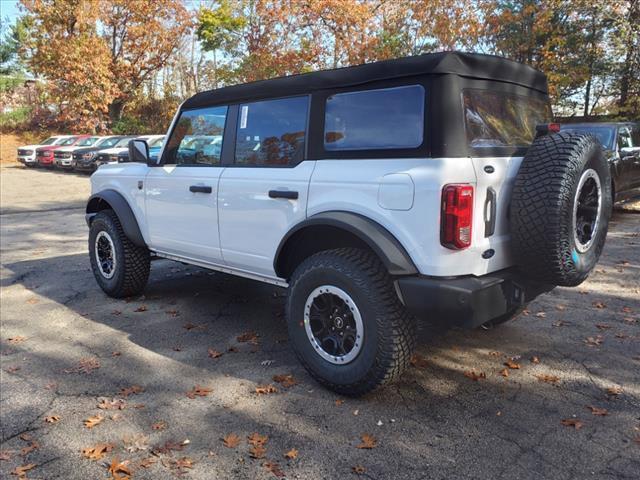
[189,185,212,194]
[268,190,298,200]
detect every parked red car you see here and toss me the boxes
[36,135,91,167]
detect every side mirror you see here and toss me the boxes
[619,146,640,156]
[128,139,151,165]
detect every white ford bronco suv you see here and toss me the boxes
[87,52,611,396]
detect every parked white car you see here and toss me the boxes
[17,135,74,166]
[85,52,611,395]
[54,136,103,169]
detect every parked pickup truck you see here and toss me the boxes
[85,52,611,395]
[17,135,73,166]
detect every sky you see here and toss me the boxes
[0,1,20,25]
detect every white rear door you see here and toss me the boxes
[218,96,313,278]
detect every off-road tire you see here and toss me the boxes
[89,210,150,298]
[286,248,416,396]
[510,133,611,287]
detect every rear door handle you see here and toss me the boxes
[484,187,497,237]
[268,190,298,200]
[189,185,212,194]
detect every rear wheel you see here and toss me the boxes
[286,248,416,396]
[89,210,150,298]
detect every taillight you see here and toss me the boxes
[441,184,474,250]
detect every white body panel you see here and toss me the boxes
[145,165,224,263]
[218,162,316,277]
[90,153,520,281]
[17,136,73,164]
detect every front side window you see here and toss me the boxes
[324,85,425,151]
[235,96,308,166]
[463,89,552,148]
[164,106,228,165]
[60,137,78,146]
[114,137,133,148]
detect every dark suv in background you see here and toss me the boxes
[73,136,135,172]
[559,122,640,202]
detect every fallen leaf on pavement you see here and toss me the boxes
[464,370,486,381]
[499,368,509,377]
[20,442,39,456]
[273,374,298,388]
[596,324,612,330]
[186,385,212,399]
[107,457,132,480]
[183,322,205,331]
[249,444,267,459]
[621,306,633,314]
[134,305,148,312]
[284,448,298,459]
[606,386,623,395]
[111,310,122,316]
[356,434,377,449]
[19,434,32,442]
[119,385,144,397]
[7,336,26,344]
[208,348,223,359]
[152,440,185,455]
[151,421,167,430]
[11,463,36,477]
[504,360,520,369]
[410,353,429,369]
[560,418,583,430]
[535,312,546,318]
[248,433,268,447]
[237,331,259,344]
[255,384,277,394]
[139,457,156,469]
[124,434,149,452]
[592,301,606,309]
[44,415,60,424]
[97,398,126,410]
[0,449,12,461]
[65,357,100,374]
[83,415,104,429]
[587,406,608,416]
[81,443,114,460]
[165,309,180,317]
[264,461,285,477]
[535,374,560,384]
[222,434,240,448]
[488,351,501,357]
[6,366,21,373]
[352,465,366,474]
[335,399,345,406]
[555,305,566,311]
[530,356,540,364]
[584,336,604,346]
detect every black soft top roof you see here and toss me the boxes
[182,51,548,110]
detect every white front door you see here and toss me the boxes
[145,105,229,263]
[217,95,312,278]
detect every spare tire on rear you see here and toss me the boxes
[510,132,611,287]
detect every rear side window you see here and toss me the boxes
[463,89,552,148]
[324,85,425,150]
[164,106,228,165]
[235,96,308,166]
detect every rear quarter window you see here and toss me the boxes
[323,85,425,151]
[463,89,552,148]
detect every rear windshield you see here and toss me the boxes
[463,89,552,148]
[559,125,615,150]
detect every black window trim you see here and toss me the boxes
[224,94,311,169]
[308,76,431,160]
[159,104,231,167]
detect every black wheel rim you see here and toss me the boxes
[573,168,602,253]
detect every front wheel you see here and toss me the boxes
[89,210,150,298]
[286,248,416,396]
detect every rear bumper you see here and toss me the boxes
[396,269,554,329]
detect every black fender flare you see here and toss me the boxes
[274,211,418,277]
[86,189,146,247]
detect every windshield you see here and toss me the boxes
[77,137,100,147]
[148,137,165,148]
[115,138,132,148]
[96,137,119,148]
[559,125,616,150]
[60,137,78,146]
[40,137,57,145]
[53,137,71,145]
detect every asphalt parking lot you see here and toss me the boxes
[1,164,639,480]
